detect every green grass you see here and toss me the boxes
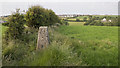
[67,18,76,21]
[56,22,118,66]
[76,16,89,20]
[67,17,89,21]
[68,22,85,26]
[2,25,8,34]
[58,25,118,42]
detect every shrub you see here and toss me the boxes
[94,22,104,26]
[5,9,25,40]
[83,17,87,22]
[2,22,9,26]
[76,18,80,22]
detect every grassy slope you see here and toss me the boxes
[56,22,118,66]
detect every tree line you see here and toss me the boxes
[84,15,119,26]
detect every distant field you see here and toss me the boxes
[68,22,85,26]
[67,18,76,21]
[76,16,89,19]
[67,17,89,21]
[56,22,118,66]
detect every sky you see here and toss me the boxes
[0,0,119,16]
[0,0,119,2]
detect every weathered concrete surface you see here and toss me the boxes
[36,26,49,50]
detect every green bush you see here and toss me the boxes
[83,17,87,22]
[2,22,9,26]
[5,9,25,40]
[76,18,80,22]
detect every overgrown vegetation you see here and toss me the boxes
[2,23,118,66]
[1,5,70,66]
[2,27,85,66]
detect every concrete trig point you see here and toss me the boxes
[36,26,49,50]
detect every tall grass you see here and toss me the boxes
[2,26,86,66]
[14,28,85,66]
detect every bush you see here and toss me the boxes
[60,20,69,25]
[94,22,104,26]
[83,17,87,22]
[76,18,80,22]
[5,9,25,40]
[2,22,9,26]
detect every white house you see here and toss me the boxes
[108,20,112,22]
[101,18,107,22]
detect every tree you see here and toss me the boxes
[25,6,46,28]
[83,17,87,22]
[88,15,92,20]
[48,9,60,26]
[25,5,60,28]
[5,9,25,40]
[76,18,80,22]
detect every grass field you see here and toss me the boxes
[67,18,76,21]
[58,23,118,42]
[56,22,118,66]
[76,16,89,19]
[1,24,8,36]
[68,22,85,26]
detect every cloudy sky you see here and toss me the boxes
[0,0,119,16]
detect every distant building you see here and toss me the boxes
[108,20,112,22]
[101,18,112,23]
[57,14,79,18]
[101,18,107,22]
